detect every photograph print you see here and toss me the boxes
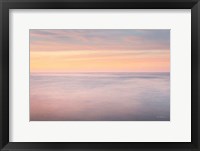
[30,29,170,121]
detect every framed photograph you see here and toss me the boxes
[0,0,199,151]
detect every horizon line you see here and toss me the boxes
[30,71,170,74]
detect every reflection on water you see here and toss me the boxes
[30,72,170,121]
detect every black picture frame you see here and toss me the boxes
[0,0,200,151]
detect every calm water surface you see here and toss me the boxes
[30,72,170,121]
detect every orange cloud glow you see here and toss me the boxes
[30,50,169,73]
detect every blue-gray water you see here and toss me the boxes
[30,72,170,121]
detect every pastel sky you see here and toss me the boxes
[30,29,170,73]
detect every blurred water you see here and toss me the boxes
[30,72,170,121]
